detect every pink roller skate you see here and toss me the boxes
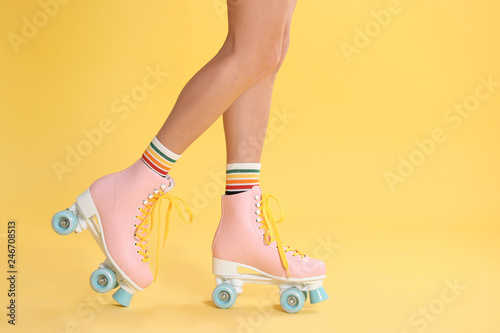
[51,160,192,306]
[211,186,328,313]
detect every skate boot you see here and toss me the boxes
[211,186,328,313]
[51,160,192,306]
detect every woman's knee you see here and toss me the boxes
[219,34,282,82]
[263,28,291,79]
[243,43,283,81]
[276,30,291,69]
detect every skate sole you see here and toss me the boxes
[212,257,326,294]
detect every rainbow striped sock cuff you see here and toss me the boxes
[225,163,261,195]
[141,137,181,177]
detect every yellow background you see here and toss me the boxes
[1,0,499,332]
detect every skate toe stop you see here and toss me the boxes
[309,287,329,304]
[113,288,133,307]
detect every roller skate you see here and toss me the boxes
[51,160,192,306]
[211,186,328,313]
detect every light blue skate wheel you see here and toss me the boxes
[113,287,133,307]
[302,290,308,302]
[280,287,305,313]
[309,286,329,304]
[90,268,116,294]
[51,210,78,235]
[212,283,237,309]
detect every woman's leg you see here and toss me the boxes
[222,1,297,195]
[223,0,298,165]
[212,2,328,297]
[156,0,293,154]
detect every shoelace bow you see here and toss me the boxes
[135,186,193,280]
[257,193,305,278]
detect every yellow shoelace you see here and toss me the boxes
[257,193,305,278]
[134,186,193,280]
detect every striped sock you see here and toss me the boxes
[141,137,181,177]
[225,163,261,195]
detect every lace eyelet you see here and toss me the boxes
[254,195,260,200]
